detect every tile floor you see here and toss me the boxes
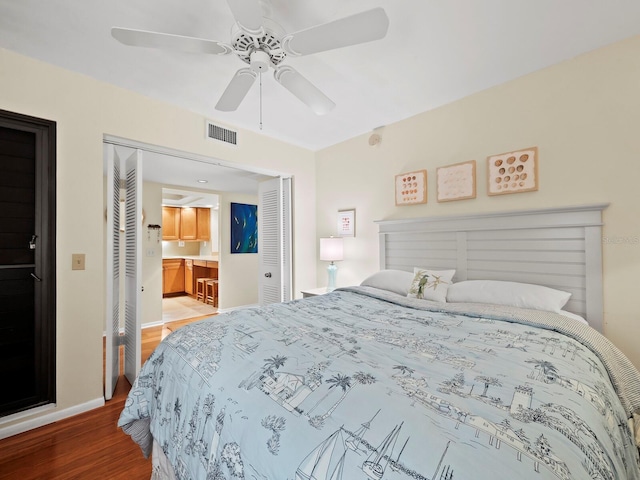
[162,295,217,323]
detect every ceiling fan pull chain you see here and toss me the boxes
[259,72,263,131]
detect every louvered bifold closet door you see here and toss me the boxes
[258,177,292,305]
[104,145,121,400]
[280,177,292,302]
[124,149,142,384]
[259,177,281,305]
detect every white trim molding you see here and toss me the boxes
[0,397,105,440]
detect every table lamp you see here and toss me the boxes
[320,237,344,292]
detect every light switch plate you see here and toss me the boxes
[72,253,85,270]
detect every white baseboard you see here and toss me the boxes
[103,320,167,337]
[0,397,105,440]
[142,320,165,329]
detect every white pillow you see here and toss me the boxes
[360,269,414,296]
[446,280,571,313]
[407,268,456,303]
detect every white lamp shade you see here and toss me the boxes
[320,237,344,262]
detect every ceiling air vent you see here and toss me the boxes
[206,121,238,146]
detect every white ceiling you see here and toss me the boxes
[162,187,220,209]
[104,143,274,199]
[2,0,640,152]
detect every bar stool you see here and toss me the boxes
[205,279,219,307]
[196,277,213,302]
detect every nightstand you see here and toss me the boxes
[301,287,330,298]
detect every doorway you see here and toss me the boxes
[0,109,56,417]
[161,188,219,322]
[104,135,291,317]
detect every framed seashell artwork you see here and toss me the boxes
[487,146,538,196]
[395,169,427,206]
[436,160,476,202]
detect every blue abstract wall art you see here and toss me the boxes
[230,202,258,254]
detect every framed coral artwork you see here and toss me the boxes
[487,147,538,196]
[436,160,476,202]
[395,169,427,206]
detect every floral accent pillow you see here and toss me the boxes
[407,268,456,302]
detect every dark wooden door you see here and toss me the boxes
[0,110,56,417]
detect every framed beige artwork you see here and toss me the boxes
[436,160,476,202]
[487,146,538,196]
[395,169,427,206]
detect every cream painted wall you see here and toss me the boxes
[208,209,220,254]
[162,241,201,257]
[0,47,316,432]
[218,193,260,309]
[315,35,640,369]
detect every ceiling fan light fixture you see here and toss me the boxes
[249,50,273,73]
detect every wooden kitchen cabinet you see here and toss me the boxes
[184,259,194,295]
[162,207,181,240]
[163,206,210,241]
[180,207,198,240]
[162,259,185,296]
[196,208,210,241]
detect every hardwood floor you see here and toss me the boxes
[0,316,210,480]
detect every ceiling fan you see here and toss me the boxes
[112,1,389,116]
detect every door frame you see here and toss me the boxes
[0,109,56,415]
[103,135,293,309]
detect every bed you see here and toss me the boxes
[119,204,640,480]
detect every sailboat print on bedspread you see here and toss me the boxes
[296,416,451,480]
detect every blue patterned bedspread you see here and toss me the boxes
[119,287,640,480]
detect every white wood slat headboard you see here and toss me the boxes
[376,204,609,332]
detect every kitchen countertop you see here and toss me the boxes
[162,255,219,261]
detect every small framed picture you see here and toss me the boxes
[337,209,355,237]
[487,147,538,196]
[395,169,427,206]
[436,160,476,202]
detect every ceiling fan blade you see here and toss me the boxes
[282,7,389,56]
[274,66,335,115]
[215,68,258,112]
[111,27,232,55]
[225,0,264,34]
